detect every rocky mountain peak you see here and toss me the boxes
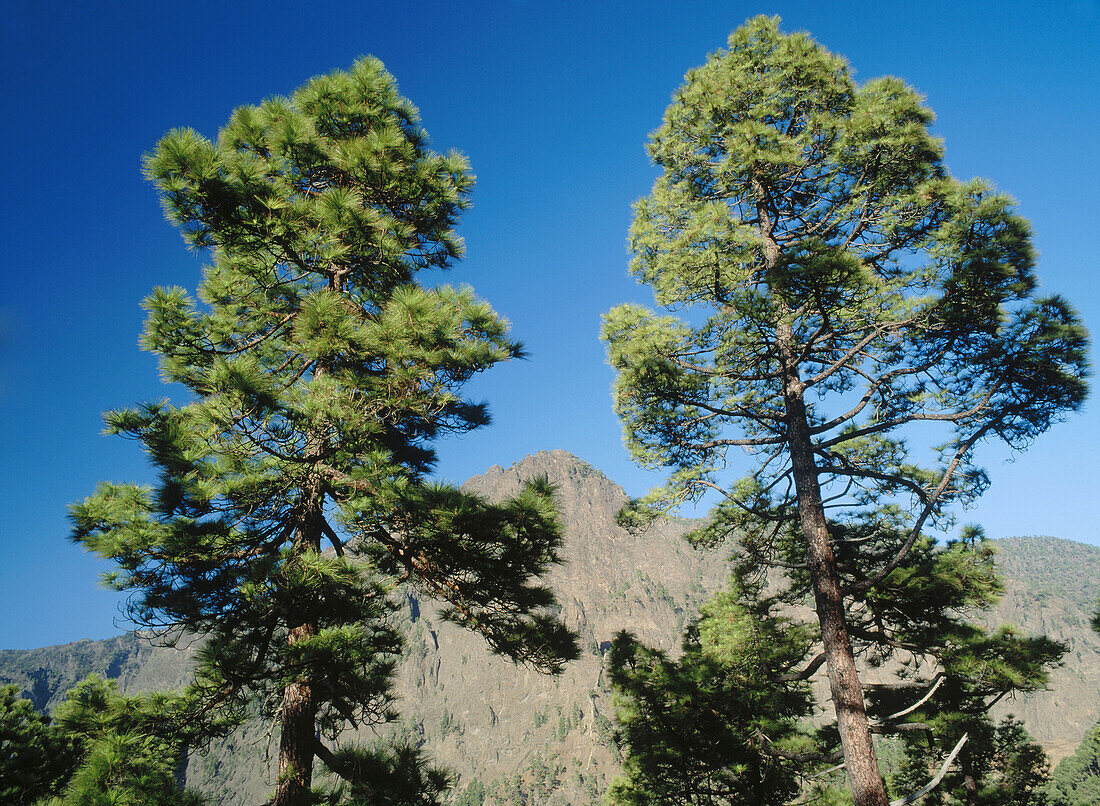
[462,451,634,547]
[464,449,620,498]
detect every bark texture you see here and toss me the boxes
[273,478,324,806]
[273,636,317,806]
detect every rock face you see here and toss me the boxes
[385,450,727,806]
[2,451,1097,805]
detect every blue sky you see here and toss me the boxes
[2,0,1098,649]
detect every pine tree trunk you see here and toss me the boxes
[272,475,325,806]
[755,179,888,806]
[784,385,888,806]
[272,623,317,806]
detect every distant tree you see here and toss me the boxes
[603,17,1087,806]
[72,58,577,806]
[1047,720,1100,806]
[0,685,71,804]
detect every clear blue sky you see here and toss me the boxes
[2,0,1098,649]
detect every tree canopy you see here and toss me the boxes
[0,676,204,806]
[72,57,577,806]
[604,16,1088,806]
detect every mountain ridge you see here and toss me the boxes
[2,450,1097,805]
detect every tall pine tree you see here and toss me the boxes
[72,58,577,806]
[603,17,1087,806]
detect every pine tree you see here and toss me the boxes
[72,58,577,806]
[48,675,206,806]
[605,586,815,806]
[603,17,1087,806]
[0,685,72,804]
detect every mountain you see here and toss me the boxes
[981,536,1100,757]
[2,450,1097,805]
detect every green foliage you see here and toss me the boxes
[821,531,1067,701]
[72,56,576,803]
[532,707,549,728]
[51,675,205,805]
[0,685,71,804]
[451,777,486,806]
[605,584,814,806]
[892,716,1049,806]
[552,703,585,741]
[0,676,204,806]
[1047,720,1100,806]
[481,753,566,806]
[58,731,205,806]
[603,16,1086,805]
[320,742,451,806]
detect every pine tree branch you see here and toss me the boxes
[753,729,844,763]
[870,723,932,735]
[889,732,968,806]
[779,652,826,682]
[313,738,348,777]
[812,376,997,446]
[872,676,943,724]
[846,419,996,595]
[319,518,345,557]
[219,312,296,355]
[808,760,848,780]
